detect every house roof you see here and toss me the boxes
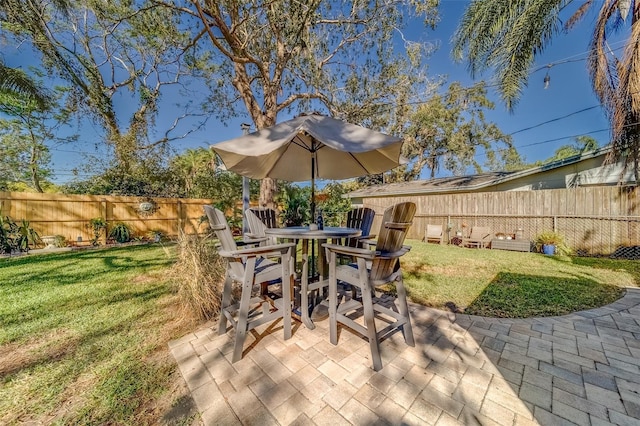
[346,146,612,198]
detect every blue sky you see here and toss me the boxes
[178,1,617,178]
[5,1,621,183]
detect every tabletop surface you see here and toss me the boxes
[264,226,361,239]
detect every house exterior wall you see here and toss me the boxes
[490,154,634,192]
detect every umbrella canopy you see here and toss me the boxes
[212,114,403,181]
[211,114,403,219]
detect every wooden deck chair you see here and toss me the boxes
[323,202,416,371]
[461,226,492,248]
[336,207,377,266]
[204,205,294,363]
[249,207,278,228]
[424,224,444,244]
[343,207,376,248]
[244,208,278,246]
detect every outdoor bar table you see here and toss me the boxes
[264,226,361,329]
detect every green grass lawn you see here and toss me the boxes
[1,241,637,423]
[402,239,637,317]
[0,244,197,425]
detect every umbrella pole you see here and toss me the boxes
[311,154,316,220]
[311,154,315,278]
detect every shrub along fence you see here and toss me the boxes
[0,192,216,246]
[358,186,640,257]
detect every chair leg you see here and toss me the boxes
[217,274,233,335]
[361,279,382,371]
[395,277,415,347]
[328,252,338,345]
[232,258,256,363]
[282,257,292,340]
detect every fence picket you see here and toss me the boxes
[361,187,640,256]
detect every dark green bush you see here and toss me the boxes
[109,222,132,243]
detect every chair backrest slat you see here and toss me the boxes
[246,208,278,245]
[345,207,375,247]
[426,224,442,238]
[204,205,245,278]
[250,208,278,228]
[369,202,416,281]
[470,226,491,239]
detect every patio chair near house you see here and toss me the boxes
[203,205,294,363]
[424,224,444,244]
[323,201,416,371]
[462,226,492,248]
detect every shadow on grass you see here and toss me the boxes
[464,271,624,318]
[0,245,173,290]
[1,244,175,340]
[568,256,640,285]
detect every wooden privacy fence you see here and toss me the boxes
[358,186,640,256]
[0,192,215,244]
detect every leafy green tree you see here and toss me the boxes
[0,88,75,192]
[170,148,217,196]
[0,0,211,172]
[161,0,439,207]
[169,147,261,200]
[541,135,600,164]
[278,184,311,227]
[403,82,519,178]
[317,182,353,227]
[61,160,182,197]
[452,0,640,181]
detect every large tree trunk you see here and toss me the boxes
[29,145,43,193]
[259,178,278,209]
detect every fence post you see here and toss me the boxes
[553,216,557,233]
[101,198,108,244]
[177,200,184,235]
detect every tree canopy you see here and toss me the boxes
[0,0,212,172]
[402,82,521,178]
[452,0,640,182]
[159,0,440,206]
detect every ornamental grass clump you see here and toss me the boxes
[170,230,225,320]
[534,230,572,256]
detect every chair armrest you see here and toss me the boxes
[241,235,268,245]
[358,238,378,247]
[218,242,295,259]
[376,245,411,259]
[323,243,377,260]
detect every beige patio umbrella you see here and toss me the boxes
[211,113,404,218]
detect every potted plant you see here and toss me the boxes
[534,230,571,256]
[88,217,107,246]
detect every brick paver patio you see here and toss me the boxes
[170,288,640,425]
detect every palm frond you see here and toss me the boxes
[588,1,624,134]
[452,0,566,111]
[565,0,594,30]
[0,63,49,110]
[617,8,640,125]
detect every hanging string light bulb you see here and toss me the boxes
[619,0,631,21]
[543,64,551,89]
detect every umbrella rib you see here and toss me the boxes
[292,139,312,152]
